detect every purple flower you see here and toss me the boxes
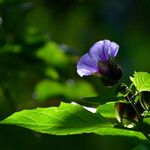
[77,39,119,77]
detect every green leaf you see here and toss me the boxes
[0,102,146,140]
[0,102,112,135]
[93,127,146,140]
[130,72,150,92]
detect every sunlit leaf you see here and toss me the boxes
[130,72,150,92]
[0,102,112,135]
[0,102,146,140]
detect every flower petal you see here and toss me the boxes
[77,53,98,77]
[100,40,111,61]
[108,42,119,58]
[89,41,103,61]
[103,40,111,51]
[89,40,112,62]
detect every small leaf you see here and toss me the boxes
[0,102,112,135]
[130,72,150,92]
[96,102,116,119]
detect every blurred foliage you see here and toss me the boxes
[0,0,150,149]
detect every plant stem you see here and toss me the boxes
[126,96,142,121]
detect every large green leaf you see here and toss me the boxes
[0,102,111,135]
[130,72,150,92]
[0,102,146,140]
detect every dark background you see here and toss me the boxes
[0,0,150,149]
